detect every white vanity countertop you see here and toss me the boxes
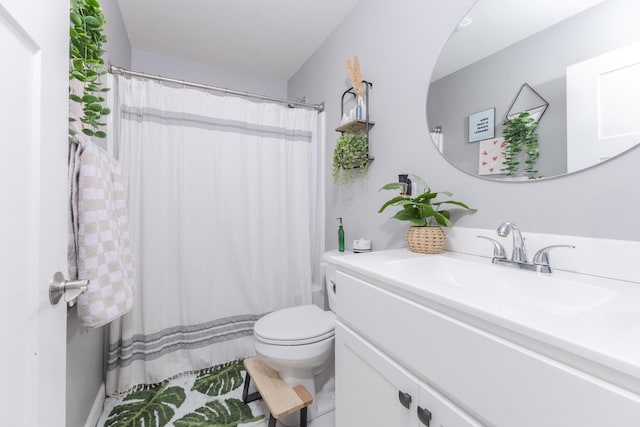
[331,249,640,383]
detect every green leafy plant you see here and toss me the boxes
[191,361,245,396]
[174,398,265,427]
[378,175,476,227]
[105,381,186,427]
[69,0,110,138]
[501,111,540,178]
[332,130,370,184]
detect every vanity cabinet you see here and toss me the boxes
[335,270,640,427]
[336,321,481,426]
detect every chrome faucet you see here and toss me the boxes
[532,245,576,270]
[497,221,527,263]
[478,222,575,273]
[476,236,507,260]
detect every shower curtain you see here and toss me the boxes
[106,76,322,395]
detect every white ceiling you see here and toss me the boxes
[117,0,361,81]
[431,0,607,81]
[117,0,609,83]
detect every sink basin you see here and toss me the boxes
[382,255,617,315]
[332,248,640,385]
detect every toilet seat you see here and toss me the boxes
[255,305,336,346]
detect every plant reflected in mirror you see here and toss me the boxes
[502,112,540,179]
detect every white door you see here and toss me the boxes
[566,41,640,172]
[0,0,68,426]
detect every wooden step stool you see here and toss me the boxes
[242,356,313,427]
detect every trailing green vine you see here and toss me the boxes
[332,130,370,184]
[69,0,110,138]
[501,111,540,178]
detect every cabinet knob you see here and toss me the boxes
[417,406,432,426]
[398,390,412,409]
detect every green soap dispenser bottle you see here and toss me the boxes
[337,217,345,252]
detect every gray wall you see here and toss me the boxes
[288,0,640,252]
[131,49,288,99]
[428,0,640,178]
[66,1,131,426]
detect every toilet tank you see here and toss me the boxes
[322,250,352,312]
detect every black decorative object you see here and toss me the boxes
[506,83,549,122]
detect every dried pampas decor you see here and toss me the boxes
[345,54,363,98]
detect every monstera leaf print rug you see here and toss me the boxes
[98,360,267,427]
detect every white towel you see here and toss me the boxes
[68,138,134,328]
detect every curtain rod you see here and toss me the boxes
[108,65,324,112]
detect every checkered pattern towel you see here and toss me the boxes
[68,138,134,328]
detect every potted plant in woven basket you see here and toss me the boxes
[378,176,476,254]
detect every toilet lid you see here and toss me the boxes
[254,305,336,345]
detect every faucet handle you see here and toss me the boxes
[533,245,575,266]
[477,236,507,259]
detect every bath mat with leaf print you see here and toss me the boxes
[98,360,266,427]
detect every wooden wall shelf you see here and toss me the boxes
[335,156,376,169]
[335,120,376,133]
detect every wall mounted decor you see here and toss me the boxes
[426,0,640,180]
[478,138,506,175]
[506,83,549,121]
[468,108,495,142]
[333,74,374,184]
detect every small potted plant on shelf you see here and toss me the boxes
[378,175,476,254]
[332,130,370,184]
[501,111,540,179]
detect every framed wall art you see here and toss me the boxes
[468,108,495,142]
[478,137,506,175]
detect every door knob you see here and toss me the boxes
[49,272,89,305]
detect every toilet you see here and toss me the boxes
[253,250,347,425]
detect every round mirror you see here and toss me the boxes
[427,0,640,181]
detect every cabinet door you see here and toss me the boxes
[418,382,483,427]
[336,322,418,427]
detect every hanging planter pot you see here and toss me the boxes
[405,226,446,254]
[501,111,540,179]
[332,130,370,184]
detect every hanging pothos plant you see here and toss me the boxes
[501,111,540,178]
[69,0,110,138]
[332,130,370,184]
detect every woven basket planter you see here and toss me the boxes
[405,226,446,254]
